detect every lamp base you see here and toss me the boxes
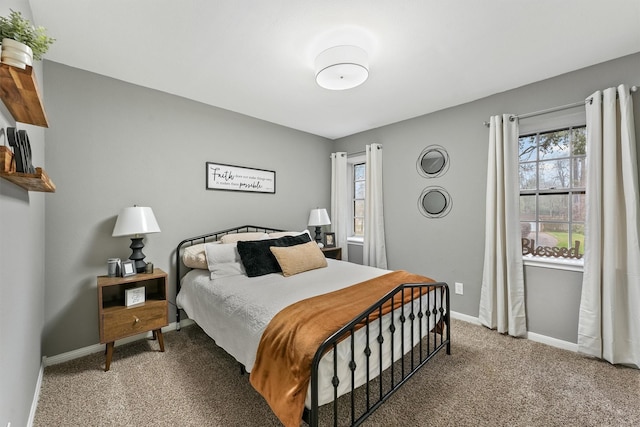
[314,226,322,243]
[129,237,148,273]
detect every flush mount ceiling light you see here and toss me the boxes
[315,45,369,90]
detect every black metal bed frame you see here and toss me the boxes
[306,282,450,426]
[175,225,451,427]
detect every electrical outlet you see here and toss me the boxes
[455,282,463,295]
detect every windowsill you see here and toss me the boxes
[522,254,584,272]
[347,236,364,245]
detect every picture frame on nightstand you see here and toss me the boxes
[125,286,146,306]
[121,260,136,277]
[324,232,336,248]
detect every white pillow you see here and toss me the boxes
[268,230,311,239]
[220,232,269,244]
[183,243,212,269]
[205,242,246,280]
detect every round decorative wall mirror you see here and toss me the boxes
[418,186,453,218]
[417,145,450,178]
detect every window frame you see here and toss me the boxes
[347,154,365,244]
[517,111,586,271]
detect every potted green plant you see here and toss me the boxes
[0,9,55,68]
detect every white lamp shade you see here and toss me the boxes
[315,45,369,91]
[112,206,161,237]
[308,208,331,226]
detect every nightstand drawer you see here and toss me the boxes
[101,301,167,343]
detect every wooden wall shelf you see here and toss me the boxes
[0,62,54,192]
[0,147,55,192]
[0,168,56,192]
[0,63,49,127]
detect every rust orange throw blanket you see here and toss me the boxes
[249,270,435,427]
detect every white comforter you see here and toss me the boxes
[177,259,390,372]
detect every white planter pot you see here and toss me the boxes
[1,38,33,69]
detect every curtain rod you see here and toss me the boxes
[349,145,381,156]
[328,152,366,159]
[483,85,639,127]
[329,146,382,158]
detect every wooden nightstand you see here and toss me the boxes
[321,247,342,260]
[97,268,168,371]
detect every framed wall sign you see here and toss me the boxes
[206,162,276,194]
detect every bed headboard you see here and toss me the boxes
[175,225,284,319]
[176,225,284,286]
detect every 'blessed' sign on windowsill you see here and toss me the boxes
[521,238,583,259]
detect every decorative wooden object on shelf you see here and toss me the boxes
[0,146,13,173]
[0,146,55,192]
[0,63,49,127]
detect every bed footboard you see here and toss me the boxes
[305,282,450,427]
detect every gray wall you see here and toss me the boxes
[42,62,333,357]
[525,266,582,343]
[334,52,640,343]
[348,243,363,264]
[0,2,46,426]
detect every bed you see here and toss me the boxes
[175,225,450,426]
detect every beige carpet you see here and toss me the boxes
[34,319,640,426]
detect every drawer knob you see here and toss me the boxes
[134,316,140,324]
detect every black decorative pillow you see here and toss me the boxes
[237,233,312,277]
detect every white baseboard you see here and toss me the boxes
[27,358,45,427]
[527,331,578,352]
[450,310,482,325]
[43,320,194,367]
[449,310,577,352]
[44,314,575,366]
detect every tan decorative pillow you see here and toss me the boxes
[182,243,211,269]
[269,241,328,277]
[220,232,269,244]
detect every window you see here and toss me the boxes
[346,154,365,241]
[353,163,365,237]
[519,125,586,259]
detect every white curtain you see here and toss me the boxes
[363,143,387,269]
[331,152,349,261]
[478,114,527,337]
[578,85,640,368]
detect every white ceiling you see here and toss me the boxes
[29,0,640,140]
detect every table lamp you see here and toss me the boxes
[308,208,331,244]
[112,206,161,273]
